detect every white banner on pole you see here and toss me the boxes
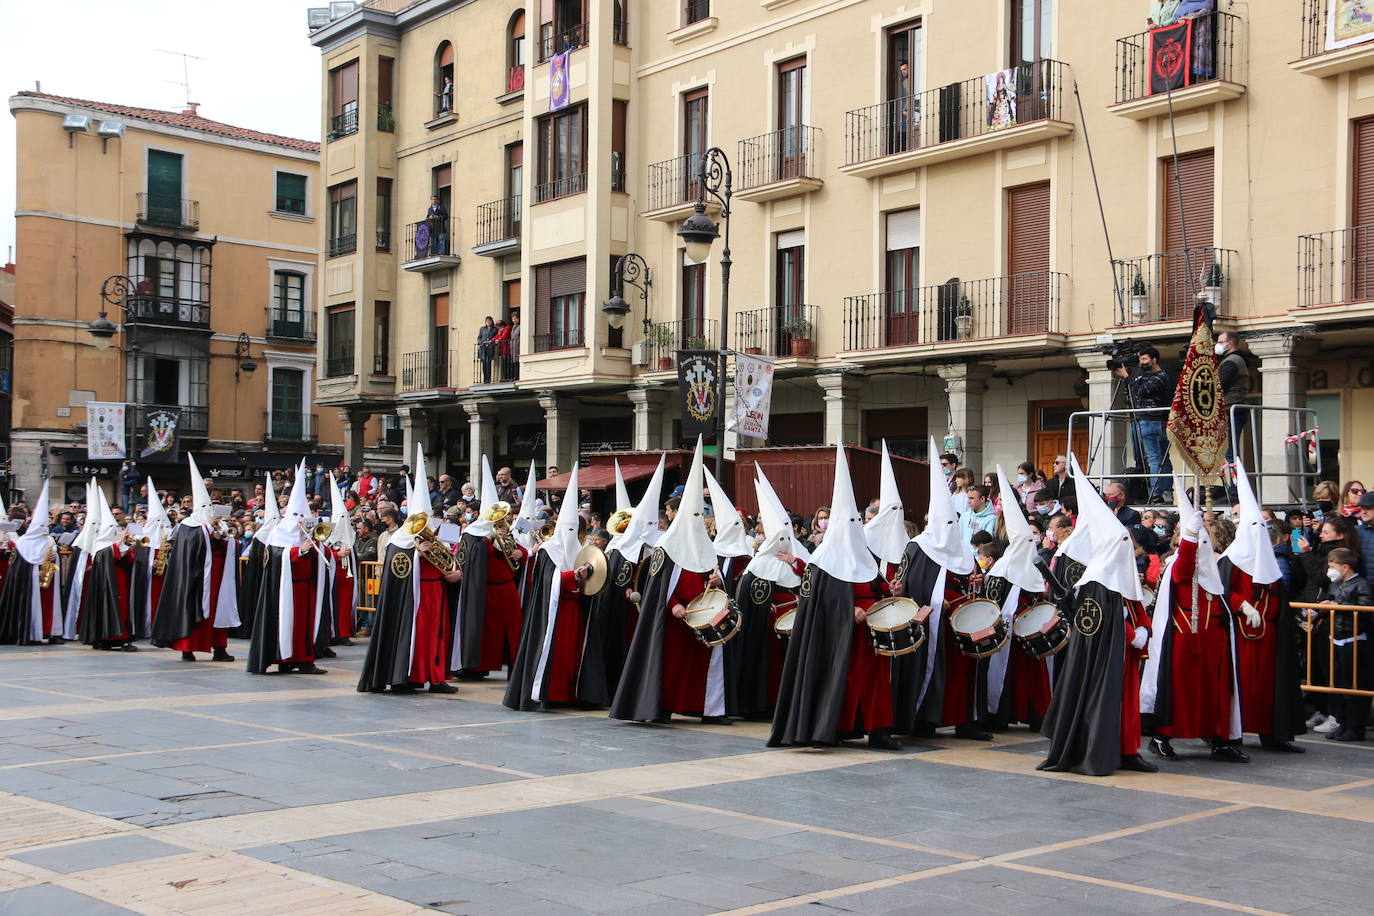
[731,353,776,440]
[86,402,127,460]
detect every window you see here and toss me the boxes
[436,42,454,116]
[275,172,307,215]
[271,271,306,337]
[777,57,808,181]
[145,150,184,224]
[508,12,526,93]
[431,293,449,370]
[884,209,920,346]
[376,178,392,251]
[374,301,390,375]
[685,0,710,25]
[683,87,708,203]
[611,100,627,192]
[270,369,306,440]
[886,22,922,155]
[775,231,805,354]
[507,143,523,236]
[127,236,211,326]
[326,305,355,377]
[539,0,588,62]
[536,104,588,202]
[534,258,585,351]
[329,60,359,138]
[378,56,395,131]
[682,252,705,339]
[130,338,209,436]
[1010,0,1052,67]
[328,181,357,257]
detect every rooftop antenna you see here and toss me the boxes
[156,49,206,111]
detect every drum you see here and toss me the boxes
[865,597,926,657]
[774,610,797,639]
[1141,586,1156,609]
[1011,601,1072,659]
[684,589,743,647]
[949,598,1010,658]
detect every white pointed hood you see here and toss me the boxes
[810,444,880,584]
[410,443,431,516]
[179,454,214,528]
[1052,453,1096,566]
[656,438,718,573]
[1175,477,1225,594]
[1071,454,1143,602]
[988,465,1045,593]
[705,468,752,559]
[513,460,541,549]
[465,457,502,538]
[327,472,355,550]
[744,464,803,588]
[90,485,121,553]
[913,437,975,574]
[71,479,99,554]
[609,455,664,562]
[253,474,281,545]
[755,463,811,564]
[1221,459,1280,585]
[17,480,53,566]
[542,465,582,571]
[143,477,172,550]
[267,461,311,549]
[864,440,908,566]
[613,459,632,514]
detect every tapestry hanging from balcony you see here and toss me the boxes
[1149,20,1192,94]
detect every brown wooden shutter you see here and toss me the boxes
[1161,149,1214,317]
[1006,181,1051,334]
[550,258,585,296]
[1352,119,1374,300]
[535,264,551,340]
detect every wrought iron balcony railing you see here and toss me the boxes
[327,233,357,258]
[128,404,208,439]
[539,21,588,62]
[325,355,354,378]
[645,318,717,369]
[136,193,199,230]
[473,337,518,385]
[475,197,521,248]
[400,350,457,391]
[646,152,705,212]
[535,173,587,204]
[734,305,819,358]
[265,305,316,340]
[1111,248,1235,324]
[264,412,318,444]
[1115,11,1241,105]
[402,218,457,261]
[739,126,822,190]
[533,326,585,353]
[127,296,210,329]
[1298,226,1374,308]
[329,105,359,140]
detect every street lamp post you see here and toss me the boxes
[676,147,733,480]
[602,253,652,336]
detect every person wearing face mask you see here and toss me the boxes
[1112,346,1173,504]
[938,453,959,492]
[1319,547,1373,741]
[1032,489,1061,521]
[1013,462,1044,513]
[807,508,831,549]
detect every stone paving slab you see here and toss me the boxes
[0,882,138,915]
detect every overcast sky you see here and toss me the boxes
[0,0,323,263]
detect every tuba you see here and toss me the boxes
[38,544,58,590]
[607,509,633,536]
[402,511,457,573]
[484,501,522,571]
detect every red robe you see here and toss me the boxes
[172,537,231,653]
[1122,599,1151,755]
[541,569,585,703]
[1228,568,1279,736]
[1005,593,1053,724]
[1157,538,1234,740]
[841,579,894,733]
[660,569,712,714]
[148,549,166,625]
[479,540,527,671]
[334,551,355,639]
[39,574,56,638]
[282,546,321,664]
[98,546,136,641]
[408,553,454,685]
[938,575,977,726]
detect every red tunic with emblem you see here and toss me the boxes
[333,549,355,639]
[1228,568,1279,736]
[541,569,586,703]
[661,569,713,714]
[1157,537,1234,740]
[408,550,455,685]
[479,539,527,671]
[937,573,977,727]
[842,578,895,733]
[1005,593,1053,723]
[282,546,321,665]
[172,536,231,653]
[1122,598,1151,755]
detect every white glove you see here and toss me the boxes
[1186,510,1205,536]
[1242,603,1261,629]
[1131,628,1148,650]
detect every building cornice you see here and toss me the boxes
[14,211,318,256]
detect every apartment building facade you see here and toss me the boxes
[9,92,353,503]
[310,0,1374,501]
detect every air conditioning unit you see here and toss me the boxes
[631,339,650,368]
[62,114,91,133]
[96,120,124,139]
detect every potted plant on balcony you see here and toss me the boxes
[953,295,974,339]
[652,324,676,370]
[686,335,709,350]
[1199,261,1224,307]
[1129,270,1149,320]
[782,315,813,357]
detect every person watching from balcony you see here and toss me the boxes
[426,195,448,257]
[509,309,521,380]
[478,316,498,383]
[1147,1,1180,27]
[492,319,513,382]
[439,76,453,114]
[1114,345,1173,504]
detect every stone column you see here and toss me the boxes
[462,399,496,486]
[1250,332,1316,505]
[815,371,865,446]
[628,386,668,450]
[396,406,430,471]
[1072,354,1125,481]
[338,409,369,471]
[538,392,578,473]
[936,363,993,473]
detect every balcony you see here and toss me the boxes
[400,350,458,392]
[1111,248,1235,326]
[643,318,717,371]
[736,127,823,203]
[1111,11,1244,118]
[473,197,521,257]
[327,234,357,258]
[127,296,210,331]
[534,173,587,205]
[265,305,316,341]
[328,105,359,140]
[129,404,208,440]
[842,271,1065,358]
[734,305,819,359]
[539,21,588,62]
[401,218,461,272]
[842,60,1071,178]
[136,193,199,231]
[377,102,394,132]
[473,338,518,387]
[534,326,585,354]
[1293,0,1374,77]
[1297,225,1374,319]
[264,412,318,445]
[325,355,354,378]
[644,153,721,222]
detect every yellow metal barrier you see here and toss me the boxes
[357,561,382,614]
[1292,602,1374,698]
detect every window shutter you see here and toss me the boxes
[886,208,920,251]
[1162,149,1214,254]
[1007,182,1051,275]
[535,265,552,337]
[1354,119,1374,228]
[550,258,585,296]
[438,43,454,68]
[776,229,804,250]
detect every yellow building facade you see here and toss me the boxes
[310,0,1374,503]
[9,91,351,504]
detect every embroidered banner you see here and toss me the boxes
[1149,20,1193,95]
[1166,302,1227,484]
[677,350,719,440]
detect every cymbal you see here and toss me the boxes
[575,544,608,596]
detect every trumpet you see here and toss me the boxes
[484,501,522,572]
[403,511,458,574]
[536,522,556,543]
[312,521,333,542]
[607,509,634,536]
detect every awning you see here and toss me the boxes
[536,463,661,491]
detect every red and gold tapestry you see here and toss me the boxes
[1166,302,1227,484]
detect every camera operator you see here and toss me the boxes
[1112,345,1172,504]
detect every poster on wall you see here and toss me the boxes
[1327,0,1374,51]
[731,353,776,441]
[984,68,1017,130]
[86,402,126,460]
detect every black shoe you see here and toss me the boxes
[331,638,355,647]
[391,682,420,692]
[1120,754,1158,773]
[700,715,732,725]
[650,714,673,724]
[1148,736,1177,759]
[455,669,490,681]
[211,648,235,662]
[119,643,139,652]
[296,664,328,675]
[1333,729,1366,742]
[954,723,993,741]
[47,636,64,645]
[317,647,337,659]
[868,731,901,751]
[180,651,196,662]
[1259,737,1306,753]
[278,663,297,673]
[1210,743,1249,763]
[428,682,459,694]
[908,722,938,738]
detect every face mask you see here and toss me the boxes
[1036,504,1052,516]
[1017,474,1028,484]
[943,467,953,477]
[817,519,829,531]
[1214,342,1226,356]
[1328,567,1343,583]
[463,513,474,522]
[1153,525,1167,537]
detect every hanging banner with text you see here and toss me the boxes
[139,408,181,462]
[731,353,776,440]
[677,350,719,440]
[86,402,126,460]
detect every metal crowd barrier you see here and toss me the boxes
[1292,602,1372,697]
[357,561,382,615]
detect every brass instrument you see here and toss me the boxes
[536,522,556,543]
[312,521,334,542]
[484,501,522,572]
[607,509,633,536]
[402,511,458,573]
[153,544,170,576]
[137,536,152,547]
[39,545,57,589]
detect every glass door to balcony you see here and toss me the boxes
[1010,0,1052,122]
[147,150,183,225]
[273,272,306,338]
[884,209,920,346]
[683,88,708,204]
[886,23,921,155]
[775,234,804,355]
[271,369,304,440]
[777,58,807,181]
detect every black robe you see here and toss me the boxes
[453,532,493,672]
[130,545,154,639]
[247,545,307,673]
[505,550,572,711]
[577,549,636,707]
[60,546,83,615]
[768,566,858,746]
[1218,558,1306,742]
[234,538,268,639]
[894,545,945,734]
[609,547,682,722]
[725,568,785,719]
[76,548,126,645]
[0,556,43,645]
[151,527,211,647]
[1039,581,1127,776]
[358,543,422,691]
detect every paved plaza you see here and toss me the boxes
[0,640,1369,915]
